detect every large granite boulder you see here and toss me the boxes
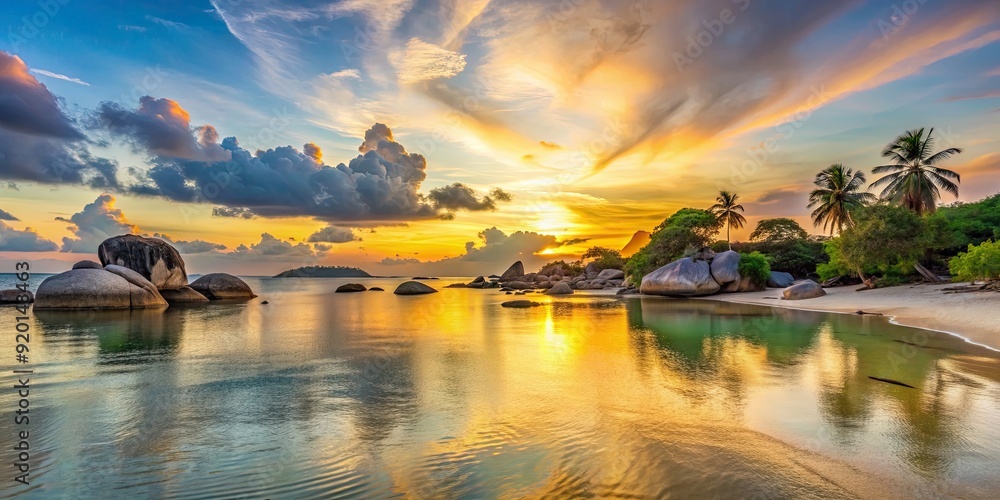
[34,268,167,310]
[501,261,525,279]
[546,282,574,295]
[190,273,257,300]
[98,235,188,290]
[767,271,795,288]
[394,281,438,295]
[597,269,625,280]
[721,275,765,293]
[782,280,826,300]
[710,251,741,285]
[640,258,721,297]
[0,289,33,305]
[336,283,367,293]
[159,286,210,303]
[72,260,103,270]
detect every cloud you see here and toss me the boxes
[212,206,257,219]
[6,182,18,190]
[29,69,90,86]
[146,16,189,30]
[0,221,59,252]
[744,187,809,217]
[0,208,18,221]
[307,226,358,243]
[392,38,468,84]
[92,96,232,162]
[944,90,1000,102]
[962,152,1000,173]
[233,233,322,258]
[380,256,420,265]
[58,194,139,253]
[153,233,227,254]
[427,184,512,211]
[128,119,509,222]
[0,52,120,188]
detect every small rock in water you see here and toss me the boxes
[369,287,385,291]
[336,283,367,293]
[261,300,269,304]
[501,300,542,308]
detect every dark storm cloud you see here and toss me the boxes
[307,226,358,243]
[92,96,232,162]
[128,119,510,222]
[212,207,257,219]
[428,183,512,211]
[0,208,18,221]
[0,51,121,188]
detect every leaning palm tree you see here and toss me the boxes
[807,164,875,234]
[710,191,747,250]
[870,128,962,215]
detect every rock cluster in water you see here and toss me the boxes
[450,260,629,293]
[33,235,256,310]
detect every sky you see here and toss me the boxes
[1,0,999,276]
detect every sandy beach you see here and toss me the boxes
[696,282,1000,350]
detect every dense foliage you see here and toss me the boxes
[949,240,1000,281]
[625,209,721,281]
[581,246,626,271]
[820,205,931,279]
[738,252,771,288]
[928,194,1000,256]
[749,218,808,242]
[538,260,584,276]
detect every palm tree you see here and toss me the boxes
[710,191,747,250]
[870,128,962,215]
[808,164,875,235]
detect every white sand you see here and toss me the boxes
[695,282,1000,350]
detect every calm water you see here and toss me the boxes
[1,276,998,498]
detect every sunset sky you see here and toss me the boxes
[1,0,999,275]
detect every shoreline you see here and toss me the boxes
[682,282,1000,352]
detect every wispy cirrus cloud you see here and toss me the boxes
[29,68,90,86]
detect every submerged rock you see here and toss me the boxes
[394,281,438,295]
[190,273,258,300]
[336,283,368,293]
[501,300,542,308]
[782,280,826,300]
[640,258,721,297]
[159,286,210,303]
[34,268,167,310]
[0,289,33,305]
[768,271,795,288]
[369,287,385,291]
[98,235,188,290]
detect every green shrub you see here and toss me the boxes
[750,218,808,242]
[582,246,625,271]
[538,260,584,276]
[625,208,721,282]
[738,251,771,287]
[949,240,1000,281]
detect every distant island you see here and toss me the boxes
[273,266,373,278]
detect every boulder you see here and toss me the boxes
[336,283,367,293]
[190,273,258,300]
[34,268,167,310]
[722,276,765,293]
[616,287,639,295]
[597,269,625,280]
[159,286,210,303]
[710,251,741,285]
[445,283,469,289]
[500,261,525,279]
[369,287,385,291]
[470,276,486,285]
[394,281,438,295]
[768,271,796,288]
[98,235,188,290]
[507,281,533,290]
[501,300,542,308]
[639,258,721,297]
[546,282,574,295]
[0,289,33,305]
[782,280,826,300]
[72,260,103,270]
